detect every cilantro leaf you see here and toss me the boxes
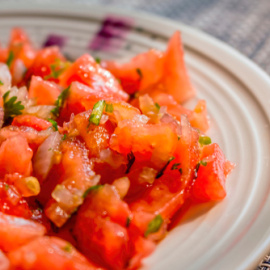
[3,91,24,123]
[156,157,175,179]
[44,59,69,80]
[6,51,14,68]
[0,80,3,86]
[144,215,163,237]
[125,151,135,174]
[155,102,160,110]
[62,243,73,253]
[89,100,106,126]
[51,86,70,118]
[82,185,103,199]
[136,68,143,80]
[48,118,58,131]
[95,57,101,64]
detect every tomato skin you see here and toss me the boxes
[0,135,33,177]
[58,54,128,101]
[102,49,165,94]
[161,31,195,103]
[191,143,234,202]
[12,115,52,131]
[8,236,99,270]
[28,76,61,105]
[0,212,46,252]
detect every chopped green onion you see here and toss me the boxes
[51,86,70,118]
[171,163,181,170]
[48,119,58,131]
[136,68,143,80]
[105,103,114,113]
[125,151,135,174]
[144,215,163,237]
[156,157,175,179]
[155,102,160,110]
[62,243,73,253]
[126,217,131,228]
[6,51,14,68]
[95,57,101,64]
[200,160,207,166]
[199,136,211,146]
[89,100,106,126]
[83,185,102,199]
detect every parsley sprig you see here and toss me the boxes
[51,86,70,117]
[3,91,24,122]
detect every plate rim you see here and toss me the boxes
[0,3,270,269]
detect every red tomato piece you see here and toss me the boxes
[0,135,33,177]
[0,211,46,252]
[128,116,200,237]
[0,182,32,219]
[191,143,234,202]
[8,28,36,69]
[74,184,132,269]
[8,236,99,270]
[102,49,165,94]
[110,118,178,168]
[161,31,195,103]
[59,81,139,123]
[12,115,52,131]
[0,126,51,152]
[24,46,66,83]
[58,54,128,101]
[28,76,61,105]
[0,45,8,63]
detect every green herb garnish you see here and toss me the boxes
[4,184,9,191]
[83,185,102,199]
[199,136,211,146]
[200,160,207,166]
[171,163,181,170]
[156,157,175,179]
[62,243,73,253]
[155,102,160,110]
[89,100,106,126]
[0,80,3,86]
[44,59,68,80]
[62,134,67,141]
[95,57,101,64]
[3,91,24,123]
[48,119,58,131]
[125,151,135,174]
[194,163,201,179]
[136,68,143,80]
[6,51,14,68]
[144,215,163,237]
[126,217,131,228]
[51,86,70,117]
[105,103,114,113]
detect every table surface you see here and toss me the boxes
[1,0,270,269]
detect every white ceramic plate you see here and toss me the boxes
[1,4,270,270]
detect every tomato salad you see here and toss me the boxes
[0,28,234,270]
